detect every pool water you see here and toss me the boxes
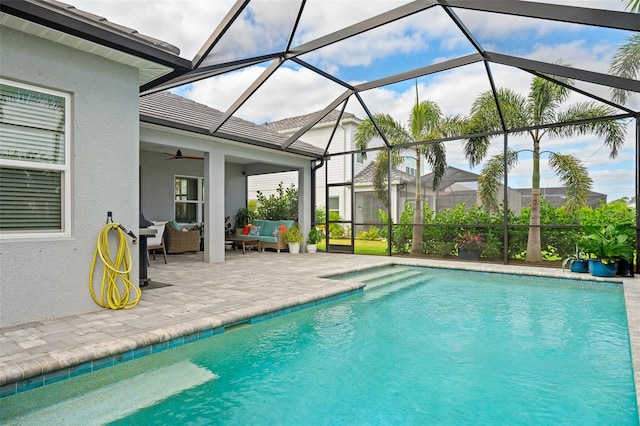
[1,266,637,424]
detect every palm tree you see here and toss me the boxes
[610,0,640,103]
[355,100,463,256]
[465,76,627,262]
[624,0,639,12]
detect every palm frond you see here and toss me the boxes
[548,153,592,213]
[552,102,626,158]
[424,142,447,190]
[478,150,519,212]
[528,74,572,126]
[609,33,640,104]
[624,0,639,13]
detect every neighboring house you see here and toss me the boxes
[421,167,523,213]
[0,2,319,327]
[253,110,374,221]
[516,187,607,209]
[352,161,415,226]
[352,165,525,225]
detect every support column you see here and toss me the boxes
[299,165,312,252]
[503,132,509,265]
[204,151,225,263]
[636,117,639,274]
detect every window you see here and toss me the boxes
[175,175,204,224]
[0,80,70,237]
[329,196,340,215]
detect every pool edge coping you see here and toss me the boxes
[0,283,365,397]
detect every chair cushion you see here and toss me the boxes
[260,236,278,244]
[146,224,165,246]
[169,220,181,230]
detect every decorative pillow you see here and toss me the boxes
[272,227,279,237]
[249,225,261,236]
[279,224,287,231]
[169,220,181,230]
[243,225,251,235]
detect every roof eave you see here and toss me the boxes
[140,115,323,159]
[0,0,191,72]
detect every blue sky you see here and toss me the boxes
[73,0,638,201]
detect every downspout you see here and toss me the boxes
[311,157,325,227]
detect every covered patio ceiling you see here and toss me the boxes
[140,0,640,155]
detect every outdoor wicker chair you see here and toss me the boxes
[165,223,200,254]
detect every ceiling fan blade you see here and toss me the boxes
[162,150,203,160]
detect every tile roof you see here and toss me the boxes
[139,92,324,158]
[15,0,182,56]
[353,161,415,184]
[263,110,359,133]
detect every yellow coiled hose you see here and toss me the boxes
[90,223,141,310]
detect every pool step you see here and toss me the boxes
[363,270,431,301]
[340,266,409,286]
[362,268,424,288]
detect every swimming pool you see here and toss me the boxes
[1,265,637,424]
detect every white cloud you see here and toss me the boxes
[69,0,635,200]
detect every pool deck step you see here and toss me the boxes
[339,266,409,285]
[363,271,431,301]
[362,268,425,288]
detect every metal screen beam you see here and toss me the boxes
[485,52,640,94]
[141,54,281,95]
[192,0,250,68]
[288,1,437,57]
[324,100,349,156]
[354,53,483,93]
[438,0,640,32]
[208,57,284,134]
[282,90,354,149]
[291,58,355,91]
[527,70,637,115]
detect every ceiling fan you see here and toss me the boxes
[164,149,204,160]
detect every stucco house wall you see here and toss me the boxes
[0,27,140,326]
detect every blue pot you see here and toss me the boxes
[590,259,618,277]
[569,259,589,273]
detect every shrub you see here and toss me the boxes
[256,182,298,221]
[357,226,383,241]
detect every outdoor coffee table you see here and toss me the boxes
[227,237,261,254]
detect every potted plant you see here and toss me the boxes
[562,245,588,273]
[283,223,304,254]
[307,227,323,253]
[579,224,633,277]
[454,230,485,260]
[234,207,254,234]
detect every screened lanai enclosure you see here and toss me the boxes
[142,0,640,269]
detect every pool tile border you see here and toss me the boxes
[0,287,363,398]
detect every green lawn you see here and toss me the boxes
[318,239,388,255]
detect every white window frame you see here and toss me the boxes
[174,175,204,225]
[0,79,71,240]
